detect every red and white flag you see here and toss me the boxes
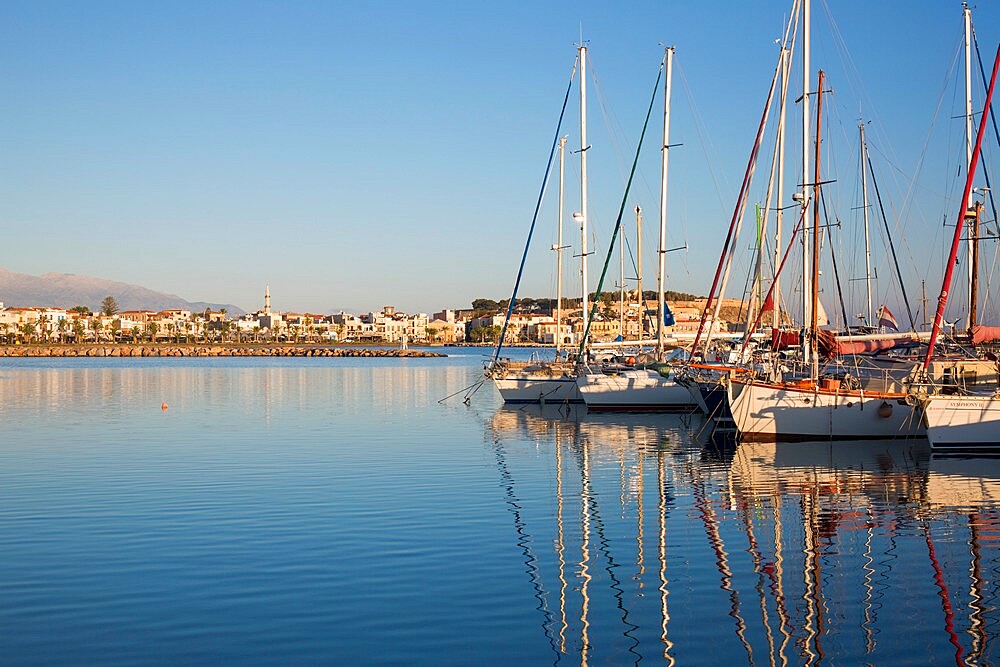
[876,305,898,331]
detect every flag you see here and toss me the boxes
[645,307,675,327]
[876,305,898,331]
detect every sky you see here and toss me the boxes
[1,0,997,320]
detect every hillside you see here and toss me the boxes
[0,268,246,315]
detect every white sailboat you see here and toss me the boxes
[491,45,593,404]
[729,15,924,441]
[577,46,697,412]
[917,33,1000,451]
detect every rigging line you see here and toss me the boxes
[820,189,850,330]
[866,152,916,331]
[691,41,783,357]
[734,205,761,329]
[972,27,1000,319]
[578,59,665,357]
[973,27,1000,233]
[444,377,484,404]
[588,53,634,189]
[491,60,577,367]
[925,44,1000,371]
[893,40,963,249]
[675,63,729,211]
[741,206,806,358]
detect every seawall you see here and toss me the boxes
[0,344,446,358]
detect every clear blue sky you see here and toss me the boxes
[1,1,996,320]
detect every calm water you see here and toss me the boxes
[1,348,998,665]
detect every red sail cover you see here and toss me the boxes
[816,329,914,358]
[834,338,909,355]
[973,325,1000,345]
[771,329,801,350]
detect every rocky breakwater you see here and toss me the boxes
[0,345,446,358]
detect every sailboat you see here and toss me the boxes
[489,45,593,404]
[576,47,698,412]
[727,18,925,441]
[916,36,1000,451]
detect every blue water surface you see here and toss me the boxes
[0,347,997,665]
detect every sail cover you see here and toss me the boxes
[972,325,1000,345]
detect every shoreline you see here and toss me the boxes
[0,343,446,358]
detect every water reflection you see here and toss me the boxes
[489,406,1000,665]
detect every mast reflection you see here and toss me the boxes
[488,406,1000,665]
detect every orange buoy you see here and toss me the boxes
[161,402,169,411]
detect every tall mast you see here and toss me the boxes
[578,45,591,339]
[801,0,812,364]
[964,3,975,327]
[773,46,790,332]
[657,46,674,356]
[556,136,567,358]
[636,205,644,337]
[924,45,1000,372]
[619,212,625,339]
[970,202,981,334]
[859,123,874,327]
[810,69,825,381]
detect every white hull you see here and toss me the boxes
[492,374,583,404]
[729,380,924,441]
[576,369,696,411]
[922,394,1000,451]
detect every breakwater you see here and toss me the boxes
[0,344,445,358]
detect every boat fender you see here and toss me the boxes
[878,401,892,419]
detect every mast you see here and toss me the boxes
[859,123,874,327]
[801,0,812,364]
[636,205,644,337]
[923,45,1000,372]
[773,46,791,332]
[579,44,591,341]
[970,202,982,335]
[619,215,626,339]
[556,136,567,357]
[657,46,674,357]
[964,3,975,328]
[810,70,825,381]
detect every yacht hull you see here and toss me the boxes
[493,375,583,404]
[577,369,696,412]
[922,395,1000,451]
[729,379,924,441]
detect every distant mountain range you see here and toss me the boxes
[0,268,246,315]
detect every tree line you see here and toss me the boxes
[471,290,702,316]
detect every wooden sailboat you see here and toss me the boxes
[729,64,924,441]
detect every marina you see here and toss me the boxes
[2,0,1000,663]
[1,348,998,663]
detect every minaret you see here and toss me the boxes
[264,285,271,315]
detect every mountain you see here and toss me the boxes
[0,268,246,315]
